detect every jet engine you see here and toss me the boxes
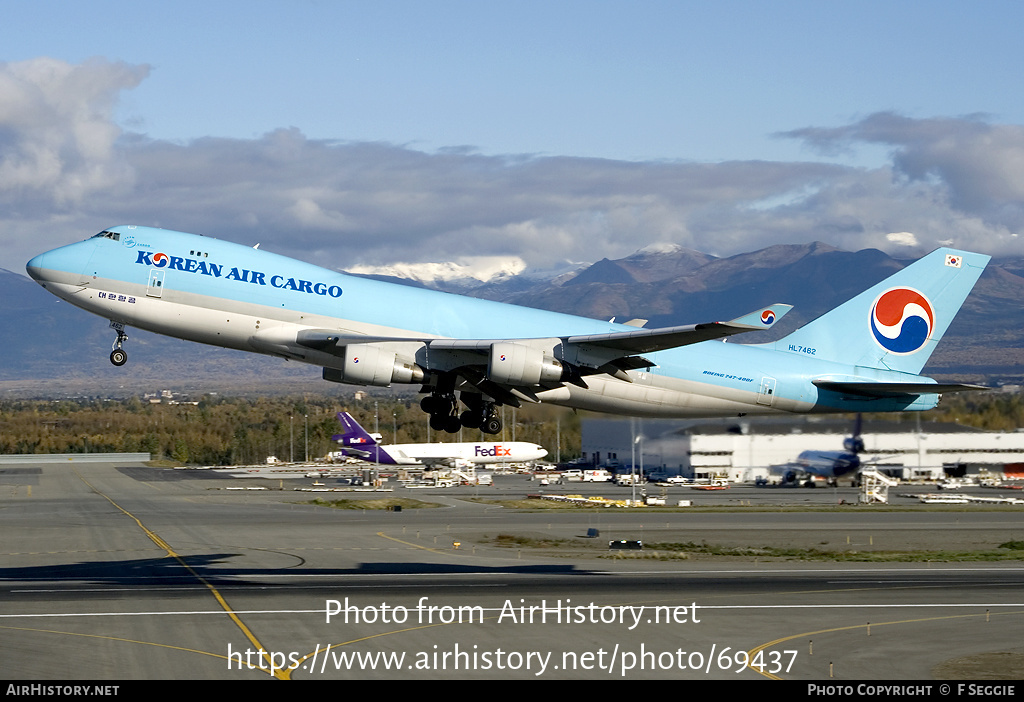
[488,342,564,385]
[323,345,424,387]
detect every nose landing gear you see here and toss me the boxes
[109,321,128,366]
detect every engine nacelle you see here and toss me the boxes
[322,345,424,387]
[488,342,563,385]
[843,437,865,453]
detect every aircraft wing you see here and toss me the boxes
[295,304,791,401]
[298,303,792,359]
[382,450,455,468]
[768,463,808,481]
[416,457,456,468]
[770,462,804,475]
[560,304,793,354]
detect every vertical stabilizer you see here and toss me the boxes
[331,412,396,463]
[773,248,988,374]
[333,412,380,447]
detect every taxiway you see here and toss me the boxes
[1,461,1021,680]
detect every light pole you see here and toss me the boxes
[630,418,636,500]
[556,414,561,465]
[633,434,643,506]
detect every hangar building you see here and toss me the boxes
[581,416,1024,483]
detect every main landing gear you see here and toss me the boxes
[458,392,503,435]
[420,390,503,435]
[109,322,128,367]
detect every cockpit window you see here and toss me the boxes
[92,230,120,241]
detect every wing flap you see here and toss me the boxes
[296,329,433,352]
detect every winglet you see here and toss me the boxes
[723,304,793,331]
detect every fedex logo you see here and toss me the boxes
[475,445,512,457]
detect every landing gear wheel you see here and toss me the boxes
[109,322,129,367]
[425,387,460,432]
[482,415,502,435]
[460,410,482,429]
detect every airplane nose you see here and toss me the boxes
[26,252,49,283]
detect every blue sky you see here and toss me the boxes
[13,1,1024,162]
[3,1,1024,273]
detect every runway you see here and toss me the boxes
[1,461,1022,680]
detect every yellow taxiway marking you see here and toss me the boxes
[375,531,455,555]
[72,467,286,678]
[747,608,1024,680]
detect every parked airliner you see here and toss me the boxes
[26,226,988,434]
[771,414,874,487]
[332,411,546,467]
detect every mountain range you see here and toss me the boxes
[3,241,1022,395]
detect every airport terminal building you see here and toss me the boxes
[581,416,1024,483]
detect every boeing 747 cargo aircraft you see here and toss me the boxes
[26,226,988,434]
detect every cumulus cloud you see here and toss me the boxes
[0,58,147,209]
[3,59,1024,276]
[782,113,1024,248]
[886,232,919,247]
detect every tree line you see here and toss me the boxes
[1,390,1019,465]
[0,394,583,465]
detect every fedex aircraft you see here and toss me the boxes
[332,411,546,467]
[26,226,988,435]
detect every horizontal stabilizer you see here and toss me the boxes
[338,446,372,459]
[813,379,988,397]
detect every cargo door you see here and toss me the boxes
[146,269,166,297]
[756,377,777,406]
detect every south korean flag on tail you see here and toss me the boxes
[945,254,962,268]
